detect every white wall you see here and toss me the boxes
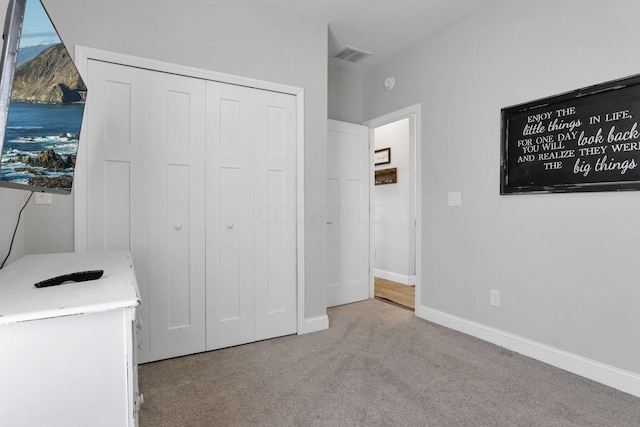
[0,189,29,266]
[0,0,329,319]
[0,0,27,266]
[23,194,74,255]
[328,64,363,124]
[363,0,640,381]
[374,118,413,283]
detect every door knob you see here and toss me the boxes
[227,222,234,229]
[175,223,183,230]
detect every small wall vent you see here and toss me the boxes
[332,46,372,63]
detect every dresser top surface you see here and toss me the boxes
[0,251,140,324]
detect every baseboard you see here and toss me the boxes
[300,315,329,334]
[374,269,415,286]
[416,304,640,398]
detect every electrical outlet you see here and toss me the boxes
[35,193,52,205]
[490,290,501,307]
[447,191,462,206]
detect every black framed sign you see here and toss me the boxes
[501,74,640,194]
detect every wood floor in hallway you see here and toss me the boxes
[374,277,415,310]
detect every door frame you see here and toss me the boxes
[73,45,307,334]
[364,104,421,306]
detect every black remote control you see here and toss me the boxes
[34,270,104,288]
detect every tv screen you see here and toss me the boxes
[0,0,86,194]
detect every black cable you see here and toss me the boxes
[0,191,34,269]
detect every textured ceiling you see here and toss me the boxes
[256,0,498,70]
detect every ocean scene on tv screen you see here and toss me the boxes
[0,0,86,192]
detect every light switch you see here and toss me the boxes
[447,191,461,206]
[35,192,52,205]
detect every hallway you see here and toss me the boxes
[374,277,414,310]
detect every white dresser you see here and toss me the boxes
[0,251,142,426]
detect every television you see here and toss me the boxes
[0,0,86,194]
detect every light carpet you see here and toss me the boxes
[139,299,640,426]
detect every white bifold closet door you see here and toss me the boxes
[147,72,207,360]
[205,82,297,350]
[85,60,155,361]
[83,59,297,362]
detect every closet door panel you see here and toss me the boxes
[148,72,206,361]
[85,61,149,254]
[102,161,131,249]
[85,60,152,361]
[253,91,297,340]
[206,82,255,350]
[166,164,192,328]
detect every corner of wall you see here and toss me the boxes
[301,315,329,335]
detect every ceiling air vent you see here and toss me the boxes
[332,46,372,63]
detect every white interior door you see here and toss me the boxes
[84,59,152,361]
[147,72,207,361]
[85,60,148,253]
[252,89,298,341]
[206,82,297,350]
[205,82,255,349]
[326,120,370,307]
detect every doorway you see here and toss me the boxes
[365,105,421,311]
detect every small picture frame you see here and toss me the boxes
[374,147,391,165]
